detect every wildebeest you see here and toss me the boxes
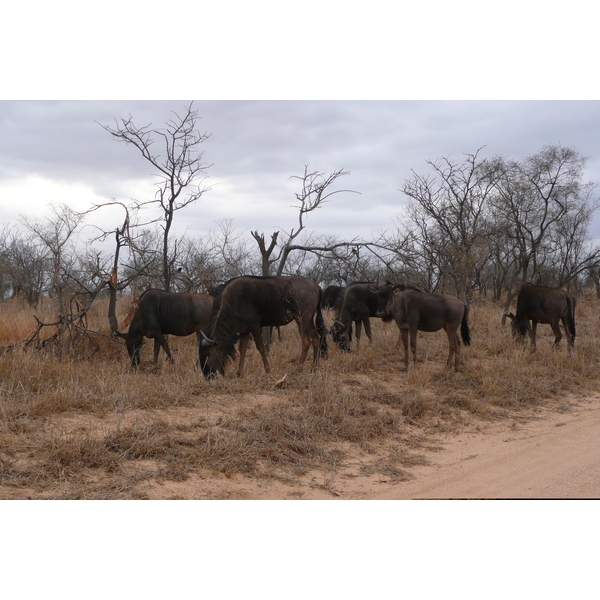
[330,281,393,351]
[377,286,471,371]
[199,275,328,378]
[504,283,576,351]
[115,289,214,368]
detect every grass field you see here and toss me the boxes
[1,292,599,499]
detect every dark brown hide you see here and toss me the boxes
[199,275,327,377]
[506,284,576,351]
[321,285,345,312]
[380,289,471,371]
[118,289,214,368]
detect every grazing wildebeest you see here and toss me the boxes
[504,283,576,351]
[115,289,214,368]
[330,281,394,352]
[199,275,328,378]
[377,286,471,371]
[321,284,354,343]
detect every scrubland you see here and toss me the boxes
[1,292,599,499]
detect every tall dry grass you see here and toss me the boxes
[1,292,599,498]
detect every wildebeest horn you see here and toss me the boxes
[200,330,217,347]
[113,330,127,339]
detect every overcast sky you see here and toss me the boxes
[2,100,600,248]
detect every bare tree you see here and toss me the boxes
[491,146,596,283]
[490,145,600,316]
[206,220,255,281]
[0,224,48,305]
[365,224,432,289]
[100,102,212,291]
[251,166,360,277]
[401,149,500,300]
[19,203,84,312]
[544,197,600,289]
[251,230,280,276]
[78,201,156,333]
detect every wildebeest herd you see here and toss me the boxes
[115,277,576,377]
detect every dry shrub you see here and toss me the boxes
[104,420,175,460]
[213,386,393,479]
[42,436,122,479]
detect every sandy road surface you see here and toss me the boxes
[369,394,600,499]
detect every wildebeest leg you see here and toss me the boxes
[443,328,454,369]
[454,333,462,370]
[154,334,174,363]
[130,340,142,369]
[561,315,574,350]
[363,318,372,344]
[395,324,402,349]
[443,326,459,370]
[530,321,538,352]
[400,328,409,370]
[249,326,271,375]
[409,326,418,368]
[355,321,363,348]
[237,333,252,377]
[308,325,321,371]
[550,319,563,349]
[295,320,315,371]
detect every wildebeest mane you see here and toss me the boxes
[403,284,424,293]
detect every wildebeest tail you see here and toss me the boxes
[316,288,328,357]
[461,304,471,346]
[567,295,576,346]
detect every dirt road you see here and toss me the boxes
[142,394,600,500]
[368,394,600,499]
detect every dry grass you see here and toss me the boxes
[1,293,600,499]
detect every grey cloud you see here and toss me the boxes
[2,100,600,242]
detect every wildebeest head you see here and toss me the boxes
[198,330,228,378]
[330,320,351,352]
[114,330,144,368]
[504,311,528,341]
[374,282,400,320]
